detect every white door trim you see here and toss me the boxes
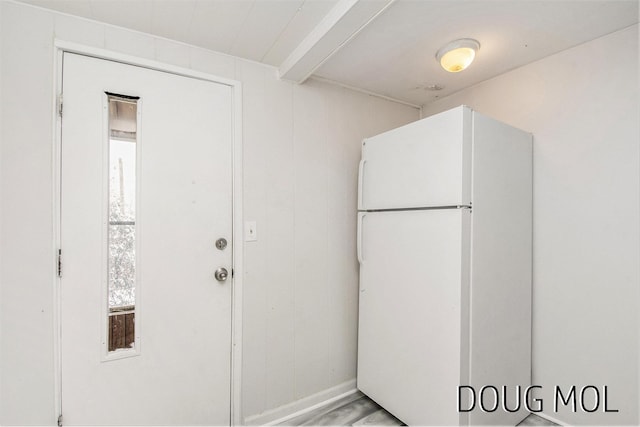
[51,40,244,426]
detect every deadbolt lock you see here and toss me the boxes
[215,238,227,250]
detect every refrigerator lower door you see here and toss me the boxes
[357,209,470,426]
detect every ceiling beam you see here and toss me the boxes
[278,0,395,84]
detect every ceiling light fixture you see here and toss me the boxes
[436,38,480,73]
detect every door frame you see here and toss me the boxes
[51,40,244,426]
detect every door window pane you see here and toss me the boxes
[107,95,138,352]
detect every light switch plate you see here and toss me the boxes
[245,221,257,241]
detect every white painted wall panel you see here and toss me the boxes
[53,12,105,47]
[235,59,270,418]
[422,25,639,426]
[0,2,419,424]
[262,73,296,412]
[189,46,235,81]
[104,25,155,60]
[325,85,361,387]
[155,37,190,68]
[292,81,331,401]
[0,3,56,424]
[234,65,420,422]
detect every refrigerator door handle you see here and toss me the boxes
[357,159,366,210]
[357,213,366,264]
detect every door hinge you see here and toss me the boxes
[57,249,62,278]
[57,414,63,426]
[57,94,63,118]
[231,268,235,278]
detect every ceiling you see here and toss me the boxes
[315,0,640,105]
[18,0,339,65]
[17,0,639,107]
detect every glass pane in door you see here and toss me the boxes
[107,95,138,352]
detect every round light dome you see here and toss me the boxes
[436,39,480,73]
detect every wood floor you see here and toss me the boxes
[278,392,558,426]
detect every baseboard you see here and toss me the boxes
[243,379,359,426]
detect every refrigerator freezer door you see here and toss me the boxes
[359,106,471,211]
[357,209,470,426]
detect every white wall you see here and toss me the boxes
[423,25,639,426]
[237,56,418,423]
[0,2,419,425]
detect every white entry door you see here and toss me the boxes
[60,52,233,425]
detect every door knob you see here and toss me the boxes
[215,267,228,282]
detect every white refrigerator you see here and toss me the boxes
[356,106,532,426]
